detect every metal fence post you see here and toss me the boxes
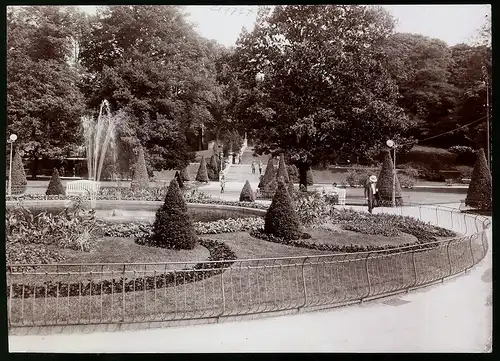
[365,253,372,298]
[122,265,126,322]
[300,258,308,308]
[467,236,475,270]
[220,265,226,315]
[411,250,418,287]
[446,239,453,277]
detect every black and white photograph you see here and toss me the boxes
[5,2,492,353]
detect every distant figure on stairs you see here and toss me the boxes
[251,161,256,174]
[258,161,263,175]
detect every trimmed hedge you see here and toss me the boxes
[239,180,255,202]
[264,180,301,240]
[465,148,491,210]
[150,179,197,250]
[196,156,209,183]
[131,147,149,189]
[175,171,184,189]
[259,157,277,194]
[376,150,403,206]
[180,166,190,182]
[207,154,220,181]
[46,168,65,196]
[277,154,290,183]
[10,149,27,195]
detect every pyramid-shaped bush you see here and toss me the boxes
[277,154,290,183]
[207,154,220,181]
[131,147,149,189]
[239,180,255,202]
[465,148,492,210]
[259,157,277,194]
[10,149,27,195]
[151,179,197,250]
[196,156,209,182]
[376,149,403,206]
[175,170,184,189]
[264,180,301,239]
[46,168,65,195]
[180,166,190,182]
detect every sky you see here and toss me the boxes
[79,4,490,47]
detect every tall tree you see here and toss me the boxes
[231,5,411,189]
[7,6,87,179]
[79,5,218,171]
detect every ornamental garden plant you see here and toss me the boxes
[258,157,277,196]
[264,180,302,240]
[150,179,197,250]
[131,147,149,189]
[46,168,65,196]
[175,170,184,189]
[196,156,209,183]
[239,180,255,202]
[465,148,492,211]
[376,149,403,206]
[10,149,27,195]
[180,166,190,181]
[207,154,220,181]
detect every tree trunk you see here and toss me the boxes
[31,155,39,180]
[297,163,309,191]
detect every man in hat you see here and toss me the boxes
[364,175,378,213]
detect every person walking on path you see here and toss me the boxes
[364,175,378,214]
[219,171,226,194]
[258,161,263,175]
[251,161,256,174]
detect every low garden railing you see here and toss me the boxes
[6,204,491,330]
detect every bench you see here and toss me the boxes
[66,180,100,197]
[321,187,346,206]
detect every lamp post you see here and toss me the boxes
[386,139,396,207]
[482,66,490,168]
[8,134,18,196]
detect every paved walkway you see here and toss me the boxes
[9,206,492,353]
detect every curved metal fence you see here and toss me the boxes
[6,204,491,329]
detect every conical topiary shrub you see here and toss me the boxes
[175,171,184,189]
[196,156,209,182]
[207,154,219,181]
[10,149,27,195]
[277,154,290,183]
[131,147,149,189]
[465,148,492,210]
[264,180,301,240]
[259,157,277,196]
[151,179,197,250]
[239,180,255,202]
[306,169,314,186]
[180,166,190,182]
[376,150,403,206]
[46,168,65,196]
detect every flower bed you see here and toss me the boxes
[8,239,237,298]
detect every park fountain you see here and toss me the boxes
[81,100,117,209]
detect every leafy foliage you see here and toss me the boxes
[46,168,65,195]
[231,5,412,188]
[239,180,255,202]
[207,154,220,181]
[465,148,491,210]
[276,154,290,183]
[175,170,184,189]
[151,179,197,250]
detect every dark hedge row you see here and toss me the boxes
[7,239,236,299]
[250,230,441,255]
